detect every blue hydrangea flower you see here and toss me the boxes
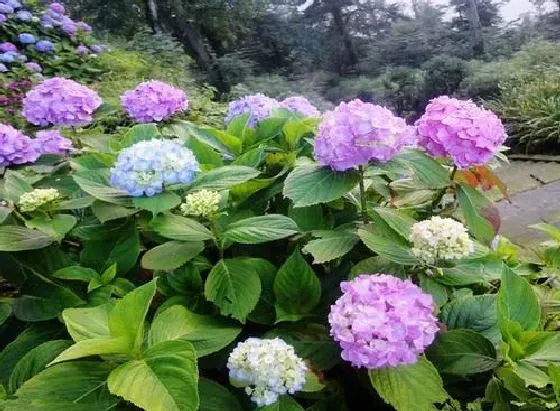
[18,33,35,44]
[0,63,7,72]
[0,14,6,23]
[0,52,14,63]
[6,0,21,9]
[16,10,30,21]
[35,40,54,52]
[0,4,13,14]
[110,139,200,197]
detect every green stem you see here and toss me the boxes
[358,166,369,224]
[450,166,458,182]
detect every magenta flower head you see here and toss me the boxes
[415,96,507,168]
[34,130,73,155]
[23,77,102,127]
[280,96,321,118]
[225,93,280,128]
[328,274,438,369]
[313,100,411,171]
[0,124,40,167]
[121,80,188,123]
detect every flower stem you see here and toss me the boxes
[450,166,458,182]
[358,165,369,224]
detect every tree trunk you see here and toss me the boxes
[144,0,159,33]
[329,5,358,71]
[465,0,484,56]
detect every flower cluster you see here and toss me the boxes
[33,130,73,155]
[180,190,221,219]
[41,2,91,35]
[0,79,32,116]
[23,78,102,127]
[410,216,474,265]
[225,94,280,128]
[329,274,438,369]
[280,96,321,117]
[18,188,60,212]
[121,81,189,123]
[0,124,39,167]
[313,100,412,171]
[227,338,307,407]
[415,96,507,168]
[110,139,199,197]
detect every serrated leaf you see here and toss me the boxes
[358,228,418,265]
[0,226,54,251]
[73,175,131,205]
[62,303,114,341]
[457,184,495,244]
[303,230,358,264]
[142,241,204,270]
[133,191,182,215]
[190,165,259,191]
[25,214,76,242]
[120,124,160,148]
[50,336,131,364]
[150,213,214,242]
[372,208,416,239]
[91,201,136,223]
[222,215,298,244]
[52,266,100,283]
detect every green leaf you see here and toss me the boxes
[0,302,10,325]
[372,208,416,239]
[0,206,12,223]
[204,259,262,323]
[497,265,540,333]
[222,215,298,244]
[142,241,204,270]
[52,265,100,283]
[165,121,237,155]
[419,275,448,307]
[302,370,326,392]
[439,257,503,286]
[259,396,305,411]
[149,305,241,357]
[303,230,358,264]
[440,295,500,344]
[283,165,359,207]
[358,228,418,265]
[426,330,499,375]
[456,184,495,244]
[0,227,54,251]
[288,204,331,232]
[522,334,560,366]
[530,222,560,243]
[283,118,320,148]
[246,258,278,325]
[91,200,136,223]
[231,146,266,167]
[73,175,131,205]
[513,362,550,388]
[254,117,287,145]
[120,124,160,148]
[369,357,448,411]
[109,280,157,352]
[550,363,560,403]
[150,213,214,241]
[62,303,114,341]
[25,214,77,241]
[190,165,260,191]
[133,192,182,215]
[3,170,33,202]
[389,149,450,189]
[199,378,244,411]
[58,196,95,210]
[51,337,130,364]
[274,250,321,322]
[107,340,199,411]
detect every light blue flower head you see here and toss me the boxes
[110,139,200,197]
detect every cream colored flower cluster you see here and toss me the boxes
[19,188,60,212]
[410,216,473,265]
[180,189,221,219]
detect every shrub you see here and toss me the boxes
[422,55,470,99]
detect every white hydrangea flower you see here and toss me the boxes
[19,189,61,212]
[227,338,307,407]
[180,189,221,219]
[410,216,473,265]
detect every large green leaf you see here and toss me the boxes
[199,378,244,411]
[550,363,560,402]
[62,303,114,341]
[91,201,136,223]
[142,241,204,270]
[274,250,321,322]
[3,170,33,202]
[73,175,131,205]
[302,229,358,264]
[109,280,157,352]
[259,396,305,411]
[426,330,499,375]
[283,165,359,207]
[25,214,77,242]
[522,334,560,366]
[358,228,418,266]
[245,258,278,325]
[190,166,260,191]
[369,357,449,411]
[149,305,241,357]
[456,184,495,244]
[52,266,99,283]
[439,257,503,286]
[150,213,214,241]
[222,215,298,244]
[133,192,182,215]
[0,227,54,251]
[120,124,160,148]
[108,340,199,411]
[497,265,540,333]
[51,337,131,364]
[389,149,450,189]
[440,295,500,344]
[372,208,416,239]
[204,258,262,323]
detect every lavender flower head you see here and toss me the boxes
[328,274,438,369]
[313,100,411,171]
[61,16,77,35]
[121,80,188,123]
[0,42,16,52]
[76,21,92,32]
[0,14,6,23]
[0,63,7,72]
[76,44,89,55]
[0,124,40,167]
[24,62,42,72]
[23,77,102,127]
[280,96,321,117]
[0,4,13,14]
[110,139,199,197]
[35,40,54,52]
[18,33,35,44]
[225,93,280,128]
[16,10,31,21]
[415,96,507,168]
[49,2,65,14]
[90,44,106,54]
[6,0,21,9]
[0,52,15,63]
[33,130,73,155]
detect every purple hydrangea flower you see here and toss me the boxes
[24,62,42,72]
[76,44,89,55]
[0,63,7,72]
[0,124,40,167]
[90,44,106,53]
[313,100,412,171]
[76,21,91,32]
[225,93,280,128]
[18,33,35,44]
[415,96,507,168]
[121,80,188,123]
[35,40,54,52]
[22,77,102,127]
[0,52,15,63]
[280,96,321,117]
[0,42,16,52]
[0,4,13,14]
[329,274,439,369]
[61,17,77,35]
[0,14,6,23]
[41,9,63,28]
[6,0,21,9]
[16,10,31,21]
[49,2,65,14]
[33,130,73,155]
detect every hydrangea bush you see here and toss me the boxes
[0,75,558,411]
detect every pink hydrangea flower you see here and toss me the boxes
[313,100,412,171]
[22,77,102,127]
[34,130,73,155]
[0,124,40,167]
[225,93,280,128]
[415,96,507,168]
[121,80,188,123]
[280,96,321,117]
[328,274,438,369]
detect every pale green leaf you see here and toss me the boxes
[150,213,214,241]
[0,226,54,251]
[25,214,76,242]
[302,230,358,264]
[133,192,182,215]
[222,215,298,244]
[141,241,204,270]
